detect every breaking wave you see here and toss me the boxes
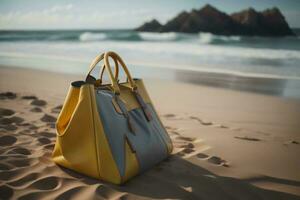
[79,32,107,41]
[138,32,179,41]
[0,30,242,43]
[198,32,241,44]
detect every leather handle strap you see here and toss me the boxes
[86,53,105,78]
[104,51,137,91]
[87,52,121,94]
[99,57,119,84]
[85,52,119,85]
[86,51,136,94]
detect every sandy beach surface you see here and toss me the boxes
[0,66,300,200]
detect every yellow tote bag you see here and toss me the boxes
[52,51,173,184]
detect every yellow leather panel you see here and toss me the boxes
[53,84,100,179]
[56,86,80,136]
[122,137,139,183]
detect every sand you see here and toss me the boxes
[0,66,300,200]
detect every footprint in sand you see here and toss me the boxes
[162,113,183,120]
[21,95,37,100]
[38,137,51,145]
[38,131,56,138]
[30,99,47,106]
[8,147,31,155]
[163,114,176,118]
[196,153,209,159]
[0,163,13,170]
[40,114,56,123]
[0,169,19,181]
[47,123,56,129]
[214,124,229,129]
[234,136,261,142]
[1,124,18,131]
[189,116,213,126]
[29,124,38,130]
[51,105,62,114]
[55,186,86,200]
[0,185,14,199]
[208,156,224,165]
[190,116,233,129]
[30,107,42,113]
[31,176,59,190]
[201,121,213,126]
[0,116,24,125]
[179,143,194,149]
[290,140,299,144]
[7,173,39,187]
[0,135,17,146]
[0,92,17,100]
[171,133,200,157]
[7,158,36,168]
[0,108,15,117]
[8,175,59,199]
[44,144,55,151]
[196,153,229,167]
[182,148,195,154]
[284,140,299,145]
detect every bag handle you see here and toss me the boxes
[104,51,137,92]
[99,59,119,84]
[86,53,105,78]
[87,52,121,94]
[86,52,118,81]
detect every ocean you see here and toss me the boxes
[0,29,300,98]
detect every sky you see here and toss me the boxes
[0,0,300,30]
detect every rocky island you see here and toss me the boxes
[136,4,295,37]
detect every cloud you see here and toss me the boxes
[0,4,74,29]
[0,4,165,29]
[44,4,74,14]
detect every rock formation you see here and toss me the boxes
[135,19,162,32]
[135,4,295,37]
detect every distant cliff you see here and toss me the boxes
[135,4,295,37]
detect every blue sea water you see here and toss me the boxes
[0,29,300,97]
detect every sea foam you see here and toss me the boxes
[198,32,241,44]
[138,32,179,41]
[79,32,107,41]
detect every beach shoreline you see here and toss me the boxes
[1,66,300,199]
[2,64,300,99]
